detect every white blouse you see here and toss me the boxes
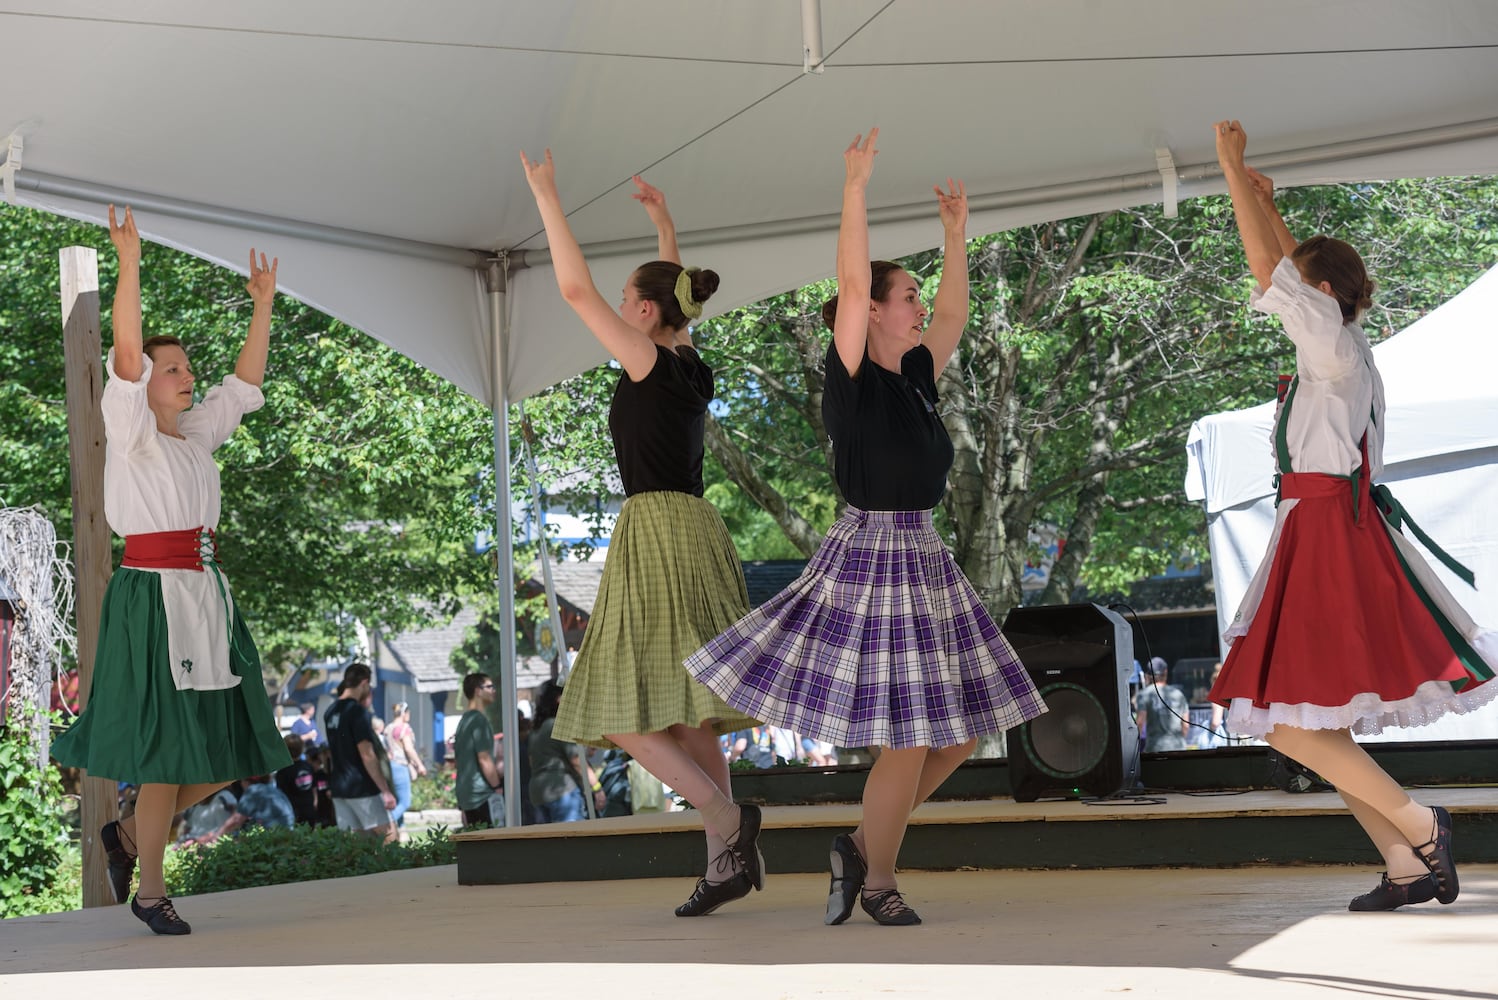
[1252,256,1385,479]
[103,348,264,534]
[102,348,263,691]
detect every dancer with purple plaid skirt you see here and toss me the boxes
[686,129,1047,926]
[520,150,765,918]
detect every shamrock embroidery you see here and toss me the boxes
[181,658,193,673]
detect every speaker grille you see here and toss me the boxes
[1019,682,1109,780]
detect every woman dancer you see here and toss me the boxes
[51,206,290,935]
[687,129,1047,926]
[519,153,764,915]
[1208,120,1496,911]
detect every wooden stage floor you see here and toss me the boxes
[3,862,1496,999]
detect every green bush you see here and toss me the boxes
[408,765,456,812]
[0,718,73,918]
[164,823,456,897]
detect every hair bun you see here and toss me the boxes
[690,268,720,305]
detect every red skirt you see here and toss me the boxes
[1210,472,1485,731]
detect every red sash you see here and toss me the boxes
[122,527,218,571]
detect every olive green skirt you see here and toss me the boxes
[50,567,292,784]
[553,491,761,749]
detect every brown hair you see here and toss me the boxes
[342,662,372,689]
[284,733,305,757]
[1291,236,1374,320]
[462,671,491,700]
[820,260,906,332]
[141,335,185,359]
[631,260,720,331]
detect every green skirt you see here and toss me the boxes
[50,567,292,784]
[553,491,761,749]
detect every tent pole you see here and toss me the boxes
[486,257,522,829]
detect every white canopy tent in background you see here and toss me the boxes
[1186,264,1498,742]
[8,3,1498,819]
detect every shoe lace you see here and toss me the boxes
[139,896,183,922]
[709,847,739,880]
[863,888,913,920]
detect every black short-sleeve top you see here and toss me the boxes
[608,343,713,497]
[821,343,954,511]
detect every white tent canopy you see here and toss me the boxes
[1186,264,1498,741]
[10,3,1498,806]
[7,1,1498,404]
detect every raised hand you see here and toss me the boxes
[935,178,967,233]
[1214,120,1248,170]
[844,128,879,188]
[109,204,140,266]
[520,148,560,204]
[246,249,278,306]
[1244,165,1275,202]
[631,175,672,228]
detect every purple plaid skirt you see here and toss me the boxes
[685,507,1046,749]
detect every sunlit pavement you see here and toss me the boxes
[3,864,1495,999]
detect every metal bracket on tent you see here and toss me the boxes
[1155,146,1178,218]
[0,133,21,203]
[801,0,825,74]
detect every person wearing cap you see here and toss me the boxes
[1136,657,1191,752]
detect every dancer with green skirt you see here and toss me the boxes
[51,206,290,935]
[519,152,765,916]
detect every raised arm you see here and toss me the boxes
[1214,120,1282,290]
[1245,166,1298,258]
[833,128,879,377]
[108,205,144,382]
[235,249,277,387]
[921,178,970,373]
[632,175,680,266]
[520,149,658,381]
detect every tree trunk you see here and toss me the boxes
[704,414,824,556]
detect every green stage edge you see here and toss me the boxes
[455,742,1498,885]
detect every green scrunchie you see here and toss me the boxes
[674,266,703,320]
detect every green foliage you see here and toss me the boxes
[407,767,457,812]
[0,719,72,917]
[0,201,503,671]
[163,823,455,896]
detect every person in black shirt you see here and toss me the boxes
[275,733,319,826]
[322,662,396,842]
[687,130,1046,926]
[520,151,764,916]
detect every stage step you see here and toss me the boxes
[454,786,1498,885]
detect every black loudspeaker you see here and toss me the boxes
[1001,603,1139,802]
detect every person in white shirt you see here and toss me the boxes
[50,206,289,935]
[1206,121,1496,913]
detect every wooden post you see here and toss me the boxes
[60,245,116,909]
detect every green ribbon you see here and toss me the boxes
[1372,484,1476,588]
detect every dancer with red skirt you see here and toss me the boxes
[1208,121,1496,911]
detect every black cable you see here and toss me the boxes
[1109,601,1249,748]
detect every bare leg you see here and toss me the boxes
[130,783,179,900]
[850,746,926,892]
[608,729,740,842]
[849,738,974,889]
[669,723,743,880]
[1341,791,1427,880]
[911,738,976,809]
[119,780,233,851]
[1264,726,1435,848]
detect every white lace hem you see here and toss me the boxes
[1226,675,1498,738]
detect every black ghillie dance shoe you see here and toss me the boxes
[1348,872,1437,912]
